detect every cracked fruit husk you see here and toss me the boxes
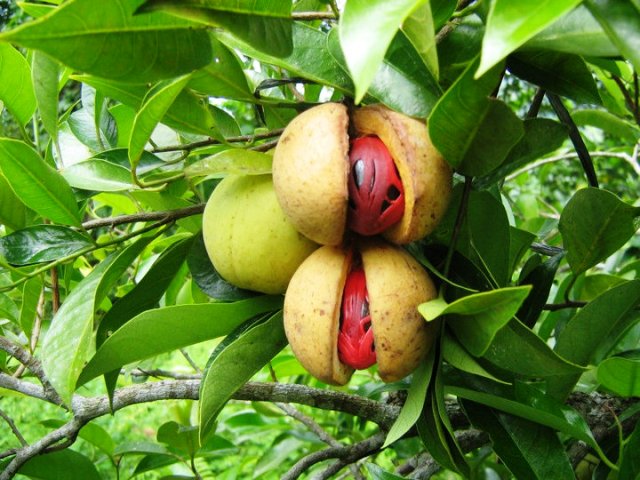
[272,103,452,246]
[202,174,319,295]
[283,239,437,385]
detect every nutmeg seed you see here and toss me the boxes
[283,240,437,385]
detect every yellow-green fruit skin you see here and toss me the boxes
[202,174,319,295]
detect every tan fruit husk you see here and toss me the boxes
[272,103,349,246]
[283,245,353,385]
[352,105,452,244]
[359,239,437,382]
[283,241,436,385]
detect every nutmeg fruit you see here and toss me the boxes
[272,103,452,246]
[283,239,437,385]
[202,174,318,295]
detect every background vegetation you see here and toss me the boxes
[0,1,639,479]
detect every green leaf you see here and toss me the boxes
[463,400,575,480]
[16,449,101,480]
[402,1,438,79]
[478,0,582,76]
[619,421,640,479]
[129,75,196,170]
[516,254,564,328]
[597,356,640,397]
[482,318,584,378]
[447,384,599,450]
[428,57,521,172]
[475,118,568,188]
[559,188,639,275]
[185,149,272,178]
[157,421,200,455]
[199,311,287,441]
[61,159,136,192]
[75,75,217,137]
[0,43,36,126]
[138,0,293,58]
[339,0,427,103]
[525,5,619,56]
[443,334,508,383]
[78,295,282,385]
[31,51,61,139]
[550,279,640,399]
[507,51,601,105]
[0,172,29,231]
[16,1,56,18]
[366,463,406,480]
[41,420,115,457]
[585,0,640,72]
[0,139,81,226]
[187,232,255,302]
[383,349,435,447]
[0,0,212,83]
[41,238,151,405]
[419,286,532,357]
[572,109,640,143]
[20,277,42,338]
[188,37,254,101]
[0,225,92,265]
[0,292,19,323]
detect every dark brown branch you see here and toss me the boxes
[82,204,205,231]
[526,87,546,119]
[612,75,640,125]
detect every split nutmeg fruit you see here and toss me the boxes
[272,103,452,246]
[284,240,437,385]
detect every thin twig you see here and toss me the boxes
[546,92,599,188]
[82,204,204,231]
[0,408,28,446]
[526,87,546,119]
[291,11,337,21]
[151,128,285,154]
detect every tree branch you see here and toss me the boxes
[82,204,205,231]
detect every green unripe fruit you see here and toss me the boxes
[202,174,318,295]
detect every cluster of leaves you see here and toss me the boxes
[0,0,639,479]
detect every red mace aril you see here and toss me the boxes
[347,136,405,236]
[337,263,376,370]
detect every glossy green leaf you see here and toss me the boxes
[129,75,194,169]
[620,421,640,479]
[463,401,574,480]
[16,449,101,480]
[550,280,640,399]
[366,464,406,480]
[188,38,253,101]
[597,356,640,397]
[483,318,584,378]
[138,0,293,57]
[0,172,29,231]
[31,51,61,139]
[0,225,92,265]
[402,1,438,79]
[17,1,56,18]
[507,51,601,105]
[42,238,151,405]
[443,334,507,383]
[20,277,42,338]
[448,385,599,450]
[0,292,19,323]
[572,109,640,143]
[199,311,287,441]
[559,188,639,275]
[75,75,217,137]
[339,0,427,102]
[525,5,619,56]
[384,349,435,447]
[585,0,640,72]
[0,0,212,83]
[0,139,81,226]
[429,57,512,171]
[0,43,36,126]
[78,295,282,385]
[185,149,272,178]
[157,421,200,455]
[187,232,255,302]
[475,118,567,188]
[419,286,531,357]
[62,159,135,192]
[478,0,582,76]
